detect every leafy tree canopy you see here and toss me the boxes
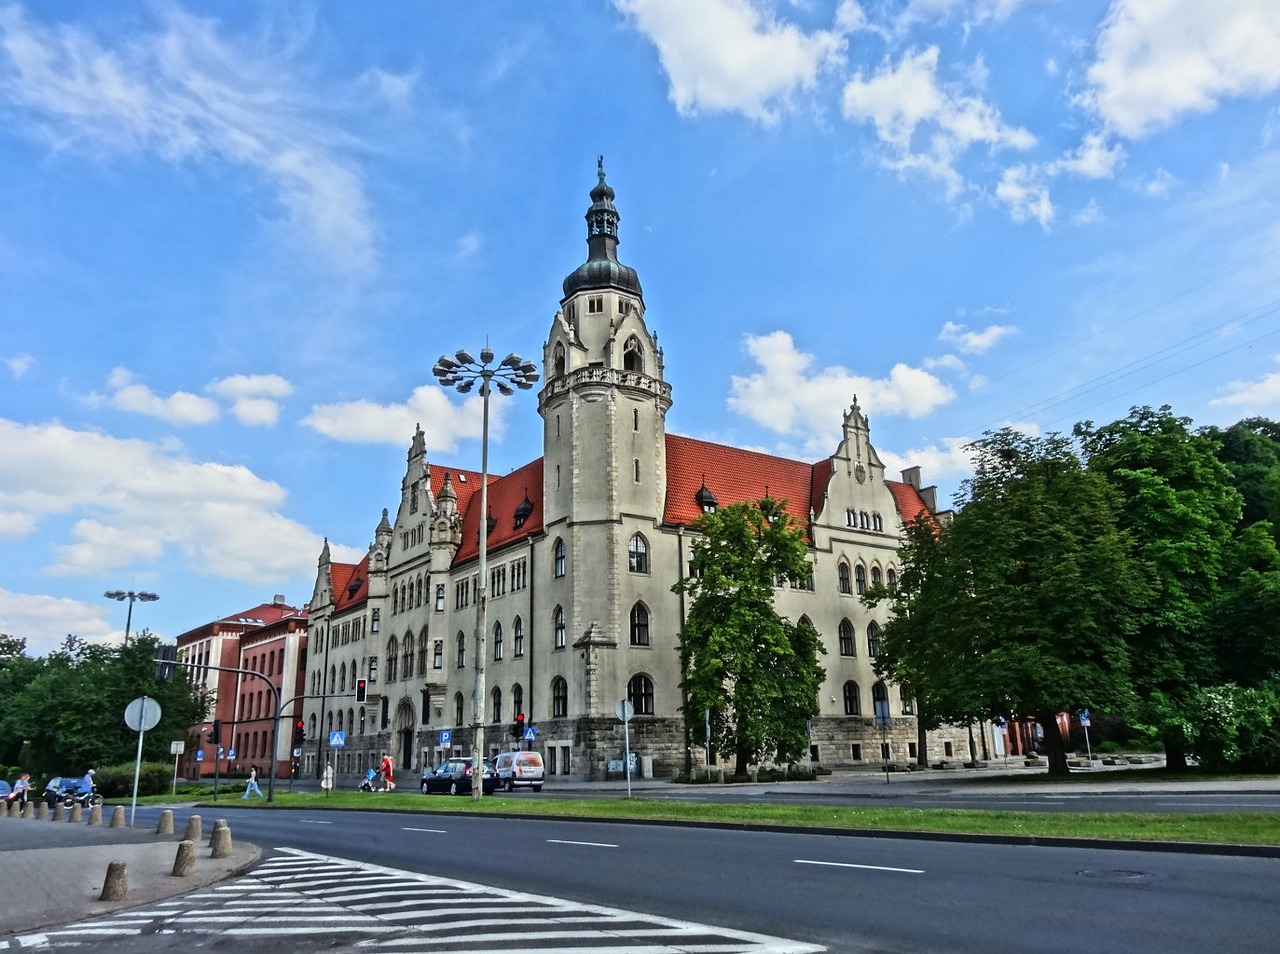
[674,498,826,776]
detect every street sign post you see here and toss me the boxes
[123,696,162,827]
[1078,709,1093,762]
[615,699,634,799]
[170,740,185,795]
[329,731,346,748]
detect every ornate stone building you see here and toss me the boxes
[302,161,960,783]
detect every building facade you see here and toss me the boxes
[303,161,964,783]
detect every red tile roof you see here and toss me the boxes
[331,554,370,612]
[454,458,544,564]
[884,480,936,529]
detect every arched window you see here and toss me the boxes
[623,335,644,373]
[513,616,525,657]
[359,707,366,735]
[843,681,861,715]
[551,677,568,717]
[553,342,566,377]
[512,683,523,718]
[491,686,502,723]
[339,666,347,692]
[887,568,897,591]
[872,680,889,719]
[402,633,414,679]
[349,660,357,689]
[867,621,882,657]
[386,637,399,682]
[855,565,867,595]
[456,631,466,668]
[328,665,336,693]
[433,640,443,669]
[554,538,566,578]
[347,708,354,735]
[629,603,650,646]
[871,566,882,587]
[418,631,429,673]
[553,606,566,649]
[453,692,464,726]
[838,561,852,595]
[493,621,504,661]
[627,673,655,715]
[838,619,855,656]
[628,533,649,573]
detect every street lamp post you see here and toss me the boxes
[104,590,160,646]
[433,347,538,801]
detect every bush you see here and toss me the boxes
[93,762,174,798]
[1188,683,1280,773]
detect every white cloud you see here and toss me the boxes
[613,0,847,124]
[207,374,294,426]
[995,164,1054,227]
[0,4,377,272]
[728,331,956,451]
[939,320,1017,354]
[0,587,117,656]
[91,367,220,426]
[1072,198,1102,225]
[4,353,34,377]
[841,46,1035,197]
[897,0,1028,28]
[302,383,520,452]
[878,434,973,489]
[1145,166,1176,197]
[1083,0,1280,139]
[1210,357,1280,413]
[0,419,324,585]
[1050,132,1127,180]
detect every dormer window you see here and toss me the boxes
[514,493,534,529]
[346,577,362,598]
[695,479,718,514]
[623,335,644,373]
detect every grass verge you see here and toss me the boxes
[171,789,1280,847]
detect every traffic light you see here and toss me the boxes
[294,720,306,745]
[207,719,222,746]
[511,712,525,739]
[355,678,367,703]
[154,644,177,683]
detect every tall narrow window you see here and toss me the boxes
[491,687,502,723]
[513,616,525,657]
[512,683,523,717]
[634,458,640,482]
[843,681,861,715]
[629,603,650,646]
[838,561,851,595]
[628,534,649,573]
[553,606,566,649]
[433,640,443,669]
[838,619,855,656]
[623,335,644,372]
[456,631,466,668]
[454,692,464,726]
[855,565,867,595]
[554,538,566,577]
[435,584,445,611]
[633,408,639,431]
[551,676,568,717]
[493,621,504,661]
[868,621,882,657]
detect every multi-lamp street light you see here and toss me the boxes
[433,348,539,801]
[104,589,160,646]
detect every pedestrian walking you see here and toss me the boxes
[380,753,395,791]
[242,765,264,799]
[320,761,334,792]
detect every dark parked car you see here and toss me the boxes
[420,758,498,796]
[42,775,81,808]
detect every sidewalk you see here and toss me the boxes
[0,807,259,939]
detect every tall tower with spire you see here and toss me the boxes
[538,159,674,706]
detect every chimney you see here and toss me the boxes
[900,466,921,488]
[273,594,286,605]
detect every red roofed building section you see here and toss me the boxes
[302,162,962,785]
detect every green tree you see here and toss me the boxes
[864,516,985,766]
[1202,417,1280,545]
[1077,406,1244,770]
[674,497,826,777]
[0,634,44,766]
[906,430,1146,775]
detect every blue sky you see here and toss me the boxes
[3,1,1280,658]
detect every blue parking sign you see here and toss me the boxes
[439,729,451,746]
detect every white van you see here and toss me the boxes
[493,750,545,792]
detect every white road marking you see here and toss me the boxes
[795,859,924,874]
[297,818,333,824]
[547,838,618,847]
[402,826,448,832]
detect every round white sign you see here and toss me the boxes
[615,699,634,724]
[124,696,162,732]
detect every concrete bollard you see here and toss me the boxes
[156,809,174,835]
[110,805,126,828]
[52,802,64,822]
[208,818,228,844]
[183,814,202,843]
[100,860,128,901]
[172,840,196,877]
[87,803,103,826]
[23,801,35,819]
[209,822,233,859]
[69,803,82,823]
[37,801,48,820]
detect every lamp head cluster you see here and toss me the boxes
[104,590,160,603]
[433,348,540,395]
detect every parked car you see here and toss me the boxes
[420,758,498,796]
[42,775,80,808]
[493,750,545,792]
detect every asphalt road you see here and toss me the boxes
[108,802,1280,954]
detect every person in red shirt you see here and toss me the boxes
[380,753,395,791]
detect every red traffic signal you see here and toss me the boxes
[293,720,306,745]
[511,712,525,738]
[355,678,367,703]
